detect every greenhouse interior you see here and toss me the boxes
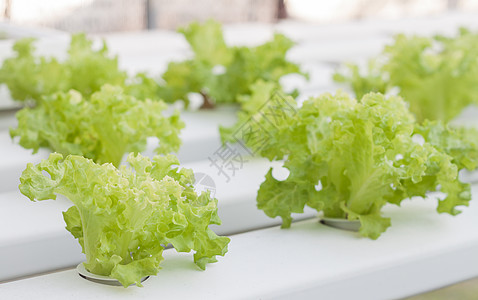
[1,0,478,299]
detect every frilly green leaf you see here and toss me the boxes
[158,20,306,116]
[334,28,478,123]
[255,92,471,239]
[19,153,230,287]
[10,85,184,167]
[0,33,161,104]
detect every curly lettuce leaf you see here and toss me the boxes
[10,85,184,167]
[256,92,471,239]
[332,60,388,99]
[209,33,306,105]
[219,80,301,162]
[0,38,68,102]
[0,33,160,104]
[65,33,127,96]
[334,28,478,123]
[19,153,230,287]
[124,73,162,101]
[158,20,306,111]
[414,121,478,171]
[257,169,318,228]
[219,80,278,142]
[179,19,232,66]
[157,60,212,105]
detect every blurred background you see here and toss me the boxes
[1,0,478,33]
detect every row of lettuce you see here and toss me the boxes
[2,20,478,287]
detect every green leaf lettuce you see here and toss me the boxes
[10,85,184,167]
[0,33,160,104]
[254,92,471,239]
[333,28,478,123]
[158,20,307,110]
[19,153,230,287]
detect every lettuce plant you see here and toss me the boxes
[158,20,306,109]
[19,153,230,287]
[333,28,478,123]
[251,92,472,239]
[0,33,159,104]
[10,85,183,167]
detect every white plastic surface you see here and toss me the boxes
[0,193,83,281]
[2,187,478,299]
[0,132,50,193]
